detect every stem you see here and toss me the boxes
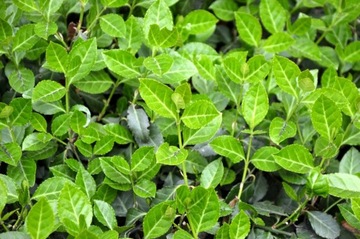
[97,79,121,121]
[0,219,9,232]
[324,198,344,213]
[65,83,70,113]
[274,198,308,229]
[237,132,253,200]
[86,7,107,33]
[177,120,188,186]
[255,225,294,237]
[77,1,85,33]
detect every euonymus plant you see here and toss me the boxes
[1,0,360,238]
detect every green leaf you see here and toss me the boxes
[200,159,224,188]
[8,67,35,94]
[7,158,36,187]
[352,198,360,221]
[216,223,230,239]
[311,95,342,141]
[289,17,311,35]
[101,0,127,7]
[290,38,321,61]
[127,104,150,142]
[251,147,281,172]
[75,167,96,199]
[31,113,47,132]
[147,25,178,48]
[34,21,57,39]
[143,0,173,35]
[143,201,176,238]
[235,12,262,46]
[103,123,133,145]
[32,80,66,103]
[100,14,126,38]
[193,55,216,81]
[274,144,314,174]
[131,146,155,172]
[156,142,188,165]
[229,210,251,239]
[144,54,173,76]
[93,200,117,229]
[0,175,18,203]
[103,49,141,78]
[209,0,238,21]
[307,211,340,239]
[339,148,360,174]
[99,157,131,184]
[181,100,220,129]
[343,41,360,63]
[0,19,12,42]
[338,203,360,230]
[241,83,269,129]
[210,135,245,163]
[22,133,52,151]
[45,42,68,73]
[12,24,39,52]
[216,66,241,104]
[13,0,38,12]
[183,10,218,34]
[39,0,64,20]
[93,136,114,155]
[139,78,178,119]
[134,179,156,198]
[73,70,113,94]
[263,32,294,53]
[58,183,93,236]
[272,56,300,98]
[187,187,220,236]
[259,0,286,34]
[161,54,197,84]
[0,179,7,213]
[306,168,329,197]
[325,173,360,198]
[25,198,55,239]
[70,110,87,134]
[173,229,194,239]
[9,98,32,125]
[119,16,144,53]
[51,113,71,136]
[244,55,270,83]
[0,142,22,166]
[269,117,297,145]
[67,38,97,84]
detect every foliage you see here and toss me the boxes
[0,0,360,238]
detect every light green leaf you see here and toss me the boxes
[325,173,360,198]
[134,179,156,198]
[103,49,141,78]
[210,135,245,163]
[290,37,321,61]
[143,0,173,35]
[44,41,68,73]
[75,167,96,199]
[8,67,35,94]
[75,140,93,157]
[311,95,342,141]
[269,117,297,145]
[274,144,314,174]
[7,158,36,187]
[70,110,86,134]
[343,41,360,63]
[272,56,300,98]
[32,80,66,103]
[307,211,340,239]
[200,159,224,188]
[339,148,360,174]
[147,24,178,48]
[289,17,311,35]
[0,142,21,167]
[51,113,71,136]
[34,21,57,39]
[31,113,47,132]
[352,198,360,221]
[259,0,286,34]
[182,100,220,129]
[235,12,262,46]
[251,147,281,172]
[67,38,97,84]
[0,179,7,213]
[144,54,173,76]
[131,146,155,172]
[58,183,93,236]
[209,0,238,21]
[93,136,114,155]
[0,175,18,203]
[39,0,64,19]
[338,203,360,231]
[73,70,113,94]
[25,198,55,239]
[229,210,251,239]
[9,98,32,125]
[183,10,218,34]
[12,24,39,52]
[216,66,241,104]
[93,200,117,229]
[119,16,144,53]
[188,187,220,236]
[156,142,188,165]
[0,19,12,42]
[143,201,176,238]
[100,14,126,38]
[183,114,221,146]
[241,83,269,129]
[139,78,178,119]
[161,54,197,84]
[263,32,294,53]
[173,229,194,239]
[244,55,270,83]
[216,223,230,239]
[193,55,216,81]
[13,0,38,12]
[101,0,127,7]
[103,123,133,145]
[22,133,52,151]
[99,157,131,184]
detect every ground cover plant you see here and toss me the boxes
[1,0,360,238]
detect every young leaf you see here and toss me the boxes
[25,198,55,239]
[156,142,188,165]
[200,159,224,188]
[103,123,133,145]
[339,147,360,174]
[8,67,35,94]
[119,16,144,53]
[100,13,126,38]
[311,95,342,141]
[216,223,230,239]
[0,142,22,167]
[241,83,269,129]
[182,10,218,34]
[274,144,314,174]
[101,0,127,7]
[181,100,220,129]
[325,173,360,198]
[99,157,131,184]
[9,98,32,125]
[7,158,36,187]
[32,177,73,200]
[352,198,360,221]
[58,183,93,236]
[51,113,72,136]
[73,70,113,94]
[93,200,117,230]
[31,113,47,132]
[22,133,52,151]
[93,136,114,155]
[244,55,270,83]
[139,78,178,119]
[143,0,173,35]
[75,167,96,199]
[147,25,178,48]
[272,56,300,98]
[161,54,197,84]
[133,179,156,198]
[209,0,238,21]
[269,117,297,145]
[342,41,360,63]
[0,179,7,213]
[34,21,57,39]
[210,135,245,163]
[259,0,287,34]
[216,66,241,104]
[143,54,173,76]
[32,80,66,103]
[131,146,155,172]
[229,210,251,239]
[307,211,340,239]
[12,24,39,52]
[103,49,141,79]
[143,201,176,238]
[234,12,262,46]
[263,32,295,53]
